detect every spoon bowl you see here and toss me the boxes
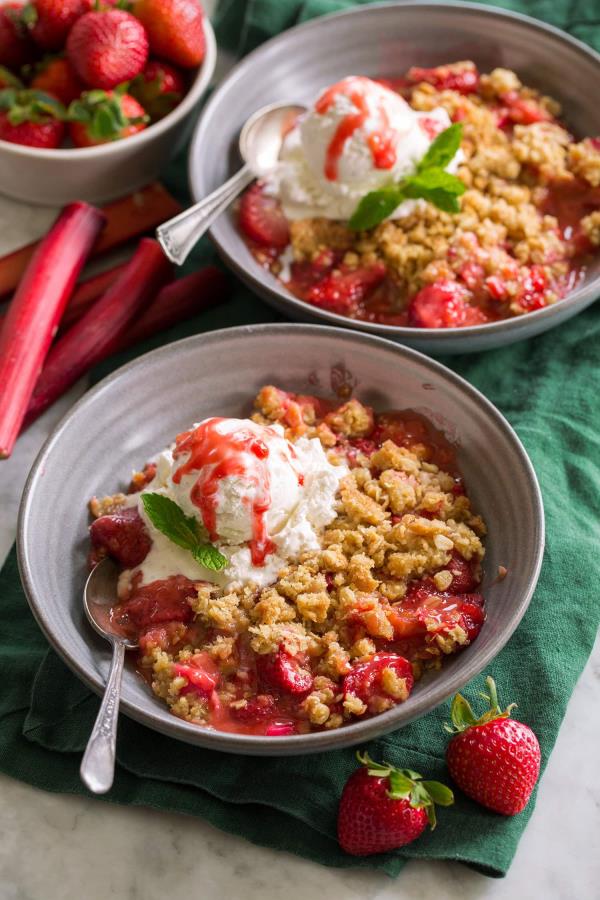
[80,557,136,794]
[156,101,306,266]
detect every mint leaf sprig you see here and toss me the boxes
[141,493,227,572]
[348,123,466,231]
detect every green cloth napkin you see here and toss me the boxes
[1,0,599,879]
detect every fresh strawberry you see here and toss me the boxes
[67,9,148,89]
[0,3,36,68]
[30,56,83,104]
[308,263,387,315]
[239,182,290,248]
[24,0,92,51]
[0,87,65,147]
[338,752,454,856]
[343,653,414,711]
[68,89,148,146]
[0,65,22,89]
[445,677,541,815]
[408,279,471,328]
[89,506,151,567]
[129,59,185,121]
[407,62,479,95]
[133,0,205,68]
[120,575,196,628]
[257,647,314,695]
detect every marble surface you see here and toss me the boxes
[1,9,600,898]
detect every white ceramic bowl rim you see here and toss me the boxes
[17,323,545,754]
[0,17,216,160]
[190,1,600,338]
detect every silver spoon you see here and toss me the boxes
[80,558,137,794]
[156,101,306,266]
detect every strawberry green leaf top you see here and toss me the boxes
[141,492,227,572]
[348,123,466,230]
[0,87,66,125]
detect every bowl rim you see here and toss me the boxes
[189,0,600,341]
[0,16,216,160]
[17,322,545,755]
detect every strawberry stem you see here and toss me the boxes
[445,675,517,733]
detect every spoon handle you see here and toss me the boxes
[156,165,255,266]
[80,640,125,794]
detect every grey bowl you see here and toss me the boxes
[18,324,544,755]
[189,1,600,354]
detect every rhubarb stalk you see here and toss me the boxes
[0,183,181,298]
[23,238,172,428]
[109,266,230,354]
[0,261,127,337]
[0,201,106,458]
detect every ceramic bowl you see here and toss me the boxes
[189,1,600,354]
[18,324,544,755]
[0,16,216,206]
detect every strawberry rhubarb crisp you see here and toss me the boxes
[238,64,600,327]
[88,387,486,736]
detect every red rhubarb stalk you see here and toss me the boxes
[23,238,172,428]
[0,261,127,337]
[0,202,106,458]
[109,266,230,353]
[0,183,181,298]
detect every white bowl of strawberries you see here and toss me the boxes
[0,0,215,205]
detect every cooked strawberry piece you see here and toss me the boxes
[230,694,277,721]
[389,583,485,644]
[265,722,296,736]
[445,550,479,592]
[138,621,185,653]
[239,183,290,248]
[343,653,414,709]
[407,63,479,94]
[257,647,314,695]
[307,264,386,315]
[485,274,508,301]
[516,265,548,311]
[500,91,552,125]
[89,506,151,567]
[408,279,471,328]
[120,574,196,628]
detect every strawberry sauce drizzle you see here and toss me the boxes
[172,418,300,566]
[315,77,400,180]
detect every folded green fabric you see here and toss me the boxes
[1,0,599,879]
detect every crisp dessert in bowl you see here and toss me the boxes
[87,385,486,737]
[237,63,600,329]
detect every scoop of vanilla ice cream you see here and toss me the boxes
[266,75,456,222]
[170,418,302,544]
[123,418,348,590]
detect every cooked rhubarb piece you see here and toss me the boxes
[24,238,172,428]
[343,653,414,710]
[0,201,105,458]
